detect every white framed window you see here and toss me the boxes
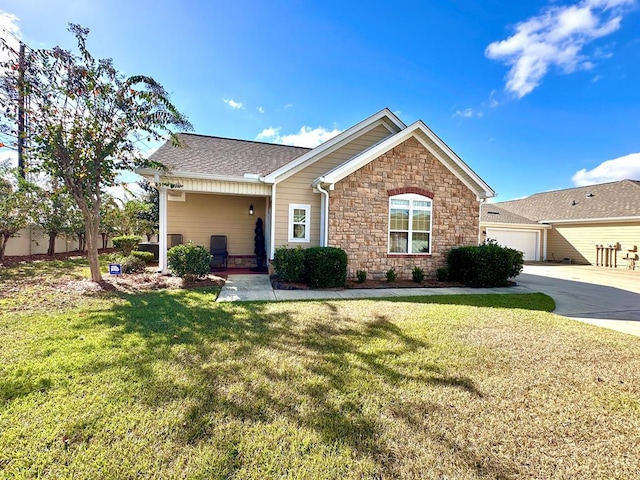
[388,193,432,254]
[288,204,310,242]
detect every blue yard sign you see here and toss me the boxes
[109,263,122,275]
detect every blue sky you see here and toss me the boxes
[1,0,639,201]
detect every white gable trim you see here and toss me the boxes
[316,121,495,200]
[262,108,405,184]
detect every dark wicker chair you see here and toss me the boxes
[210,235,228,270]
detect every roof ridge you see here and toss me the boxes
[176,132,312,150]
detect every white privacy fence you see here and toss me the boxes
[3,226,112,257]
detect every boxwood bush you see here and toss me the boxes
[167,242,211,280]
[447,240,524,287]
[131,250,154,264]
[121,255,146,274]
[304,247,348,288]
[112,235,141,256]
[273,246,306,282]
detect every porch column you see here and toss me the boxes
[158,186,168,272]
[269,184,276,260]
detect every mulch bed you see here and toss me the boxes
[1,250,226,293]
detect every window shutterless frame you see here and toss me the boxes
[388,194,432,254]
[288,204,310,242]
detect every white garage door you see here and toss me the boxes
[486,229,539,261]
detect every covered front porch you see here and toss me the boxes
[155,178,274,273]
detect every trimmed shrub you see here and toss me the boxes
[112,235,141,256]
[412,266,425,283]
[131,250,154,264]
[436,266,449,282]
[356,269,367,284]
[167,242,211,280]
[304,247,348,288]
[447,240,524,287]
[121,255,146,274]
[273,246,306,282]
[386,267,397,282]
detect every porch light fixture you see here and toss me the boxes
[249,204,254,215]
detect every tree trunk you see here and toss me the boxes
[0,233,8,261]
[84,210,102,282]
[47,233,57,256]
[101,232,107,249]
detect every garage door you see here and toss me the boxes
[486,229,539,261]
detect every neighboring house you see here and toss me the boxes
[139,108,495,279]
[480,179,640,266]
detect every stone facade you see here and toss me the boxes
[329,137,480,280]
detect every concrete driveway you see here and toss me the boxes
[517,264,640,336]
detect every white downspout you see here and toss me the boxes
[316,182,330,247]
[269,183,276,260]
[543,227,548,261]
[157,175,168,273]
[478,197,486,244]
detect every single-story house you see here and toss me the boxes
[480,179,640,267]
[139,108,495,279]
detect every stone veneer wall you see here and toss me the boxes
[328,137,481,281]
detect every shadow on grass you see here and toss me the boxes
[388,292,555,312]
[81,289,491,477]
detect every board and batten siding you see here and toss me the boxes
[547,222,640,265]
[274,124,394,248]
[167,193,266,256]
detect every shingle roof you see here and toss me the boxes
[151,133,311,178]
[481,204,539,224]
[481,180,640,224]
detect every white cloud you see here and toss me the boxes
[486,0,636,98]
[0,149,18,168]
[281,127,342,147]
[0,11,21,64]
[255,126,342,148]
[257,106,265,114]
[284,103,293,108]
[256,127,281,141]
[223,98,244,109]
[572,152,640,185]
[453,108,483,119]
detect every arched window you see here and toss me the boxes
[388,193,432,254]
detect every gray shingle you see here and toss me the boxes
[150,133,311,178]
[482,180,640,224]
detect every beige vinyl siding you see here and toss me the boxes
[167,193,266,255]
[547,222,640,265]
[274,124,393,247]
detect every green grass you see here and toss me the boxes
[1,277,639,478]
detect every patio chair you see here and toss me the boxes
[210,235,228,270]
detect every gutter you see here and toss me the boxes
[315,181,330,247]
[538,216,640,225]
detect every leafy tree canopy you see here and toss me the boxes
[0,24,192,281]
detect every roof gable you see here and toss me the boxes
[483,179,640,224]
[262,108,405,183]
[315,121,495,200]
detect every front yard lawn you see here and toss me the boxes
[1,279,639,478]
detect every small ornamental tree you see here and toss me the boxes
[0,25,192,282]
[253,217,267,271]
[0,162,40,261]
[38,185,74,256]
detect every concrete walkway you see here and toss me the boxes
[217,274,531,302]
[216,267,640,337]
